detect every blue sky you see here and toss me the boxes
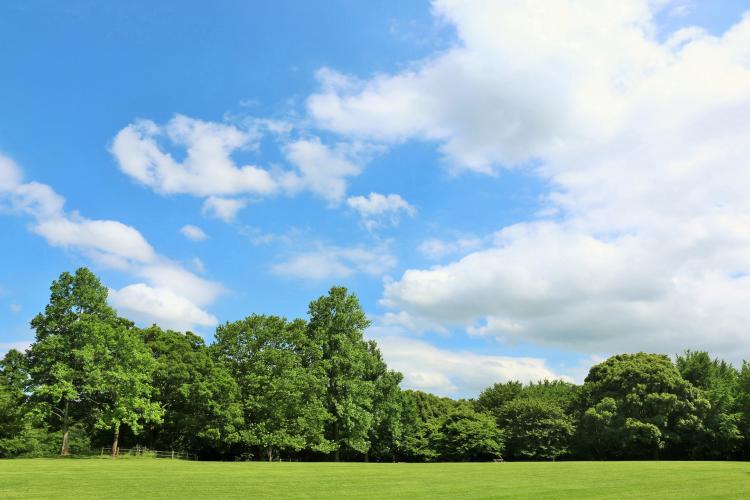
[2,1,750,396]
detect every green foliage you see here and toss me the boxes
[366,344,404,461]
[435,407,504,461]
[87,322,163,448]
[142,326,243,455]
[578,353,706,459]
[476,381,523,419]
[0,350,30,457]
[499,397,574,460]
[11,267,750,463]
[306,287,376,458]
[214,315,333,459]
[676,350,742,458]
[26,268,160,455]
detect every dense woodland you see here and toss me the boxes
[2,268,750,462]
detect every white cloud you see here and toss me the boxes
[307,0,667,173]
[109,284,218,332]
[271,243,396,280]
[378,310,449,336]
[0,155,23,190]
[201,196,248,222]
[1,154,155,269]
[112,116,376,215]
[9,302,21,314]
[308,2,750,362]
[180,224,208,241]
[418,235,482,260]
[137,261,223,306]
[373,335,570,397]
[346,192,415,229]
[282,138,367,204]
[111,115,276,197]
[0,153,221,332]
[33,217,156,268]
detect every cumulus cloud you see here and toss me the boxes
[111,115,374,216]
[0,153,221,332]
[1,155,155,269]
[109,284,218,331]
[418,235,483,260]
[346,192,415,229]
[306,2,750,361]
[180,224,208,241]
[201,196,247,222]
[271,243,396,280]
[282,138,368,204]
[307,0,667,173]
[111,115,275,197]
[373,335,570,397]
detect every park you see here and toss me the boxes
[3,1,750,498]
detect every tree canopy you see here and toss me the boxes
[4,268,750,463]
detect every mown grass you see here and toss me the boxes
[1,459,749,499]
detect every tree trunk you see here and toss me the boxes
[111,423,120,458]
[267,447,273,462]
[60,400,70,456]
[364,450,369,463]
[334,448,340,462]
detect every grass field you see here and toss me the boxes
[1,459,749,499]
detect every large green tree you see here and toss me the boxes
[365,342,404,462]
[398,390,471,462]
[578,353,707,459]
[475,381,523,420]
[87,322,163,456]
[213,315,332,460]
[27,268,160,456]
[436,407,504,461]
[498,397,575,461]
[306,287,376,460]
[0,350,30,456]
[676,350,742,458]
[142,326,243,457]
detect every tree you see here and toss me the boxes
[475,381,523,420]
[0,350,30,456]
[27,268,119,455]
[498,397,574,461]
[732,360,750,457]
[87,323,163,456]
[306,287,376,460]
[213,315,332,460]
[476,379,576,425]
[578,353,707,459]
[27,268,161,456]
[365,342,404,462]
[520,380,578,412]
[397,391,446,462]
[676,350,742,459]
[141,326,243,457]
[436,407,504,461]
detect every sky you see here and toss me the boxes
[2,0,750,397]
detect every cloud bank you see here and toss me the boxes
[308,1,750,361]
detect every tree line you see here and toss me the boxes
[2,267,750,461]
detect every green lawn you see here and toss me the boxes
[1,459,749,499]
